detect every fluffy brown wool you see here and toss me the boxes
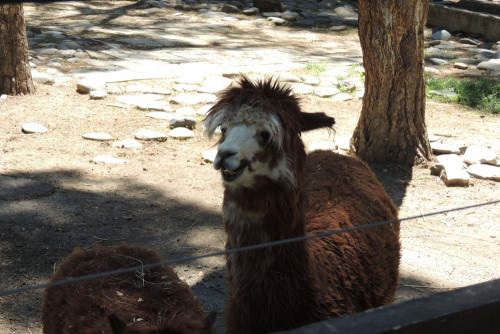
[204,76,400,334]
[41,243,215,334]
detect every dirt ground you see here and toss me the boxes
[1,1,499,333]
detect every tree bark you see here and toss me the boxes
[253,0,284,13]
[0,4,35,95]
[353,0,431,165]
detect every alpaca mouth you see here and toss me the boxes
[221,166,244,182]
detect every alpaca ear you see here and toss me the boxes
[203,311,217,329]
[108,314,127,334]
[300,112,335,132]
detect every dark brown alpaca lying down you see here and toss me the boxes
[41,243,215,334]
[204,76,401,334]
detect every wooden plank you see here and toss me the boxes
[272,278,500,334]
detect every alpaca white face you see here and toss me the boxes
[205,107,295,189]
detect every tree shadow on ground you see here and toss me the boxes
[0,169,225,329]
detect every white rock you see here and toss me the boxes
[22,122,47,134]
[92,155,128,164]
[174,74,205,85]
[146,112,180,120]
[300,75,320,85]
[77,78,106,94]
[291,83,314,95]
[463,145,498,165]
[31,70,55,84]
[440,164,470,187]
[198,76,233,93]
[114,139,142,149]
[136,100,173,112]
[197,104,213,115]
[202,150,218,163]
[173,84,199,92]
[314,86,340,97]
[276,72,301,83]
[436,154,464,166]
[82,132,113,141]
[467,164,500,181]
[89,90,108,100]
[135,129,168,141]
[268,17,286,25]
[169,93,217,105]
[176,107,197,115]
[431,142,461,155]
[335,136,351,151]
[169,116,196,129]
[428,135,441,142]
[0,94,7,100]
[332,93,353,101]
[126,84,171,95]
[168,127,194,139]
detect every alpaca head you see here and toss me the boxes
[204,76,335,190]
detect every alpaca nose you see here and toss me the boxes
[214,149,237,170]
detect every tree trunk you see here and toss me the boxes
[352,0,431,165]
[0,4,35,95]
[253,0,284,13]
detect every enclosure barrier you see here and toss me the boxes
[272,278,500,334]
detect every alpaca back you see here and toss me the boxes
[304,151,400,314]
[41,243,206,334]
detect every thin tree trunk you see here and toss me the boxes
[0,4,35,95]
[353,0,431,165]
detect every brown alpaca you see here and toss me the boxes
[41,243,215,334]
[204,76,400,334]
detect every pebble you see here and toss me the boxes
[77,78,106,94]
[22,122,48,134]
[89,90,108,100]
[31,70,55,84]
[92,155,128,164]
[114,139,142,149]
[453,62,469,70]
[168,127,195,139]
[82,133,113,141]
[135,129,168,141]
[268,17,286,26]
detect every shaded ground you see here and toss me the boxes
[0,1,499,333]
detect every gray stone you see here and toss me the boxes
[114,139,142,149]
[82,132,114,141]
[342,17,358,27]
[295,18,331,26]
[460,38,481,46]
[135,129,168,141]
[281,11,300,21]
[300,75,320,85]
[277,72,301,83]
[431,143,461,155]
[440,165,470,187]
[427,57,448,66]
[169,93,217,105]
[262,12,281,18]
[176,107,197,115]
[425,67,440,74]
[22,122,47,134]
[332,93,353,101]
[329,25,348,31]
[453,62,469,70]
[198,76,232,93]
[463,145,498,165]
[314,86,340,97]
[243,7,259,15]
[268,17,286,26]
[92,155,128,164]
[477,59,500,71]
[334,5,356,17]
[432,30,452,40]
[126,84,171,95]
[37,47,58,55]
[168,127,194,139]
[174,74,205,85]
[31,70,55,84]
[137,101,173,112]
[221,4,241,13]
[169,116,197,130]
[117,94,164,105]
[291,83,314,95]
[58,40,80,50]
[77,78,106,94]
[89,90,108,100]
[467,164,500,181]
[146,112,180,120]
[300,11,319,20]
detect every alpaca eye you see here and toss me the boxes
[259,131,271,142]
